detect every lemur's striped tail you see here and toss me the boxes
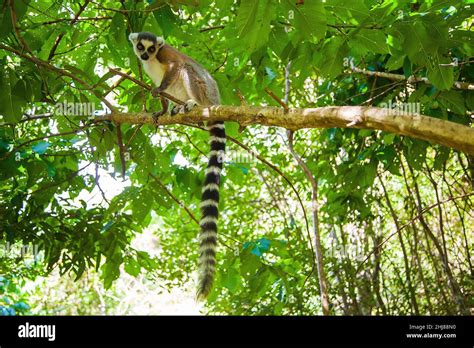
[196,121,226,300]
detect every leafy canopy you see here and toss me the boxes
[0,0,473,315]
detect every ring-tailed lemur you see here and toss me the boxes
[129,32,225,300]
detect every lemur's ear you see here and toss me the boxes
[156,37,165,46]
[129,33,139,42]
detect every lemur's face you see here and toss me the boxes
[129,32,164,61]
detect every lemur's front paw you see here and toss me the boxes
[184,100,197,112]
[172,100,197,115]
[151,87,164,98]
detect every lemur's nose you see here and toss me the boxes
[141,53,149,60]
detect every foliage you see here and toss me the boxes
[0,258,44,315]
[0,275,30,316]
[0,0,473,315]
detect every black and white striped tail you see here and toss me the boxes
[196,121,226,300]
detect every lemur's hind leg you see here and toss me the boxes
[152,96,170,123]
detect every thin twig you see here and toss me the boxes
[265,87,289,111]
[0,44,115,111]
[226,135,312,246]
[39,16,111,25]
[351,66,474,91]
[116,124,127,177]
[93,155,110,204]
[9,0,32,53]
[47,0,91,60]
[284,61,329,315]
[356,192,474,274]
[108,68,185,106]
[148,173,199,224]
[162,127,207,157]
[213,49,228,73]
[199,25,225,32]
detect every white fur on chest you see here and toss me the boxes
[142,59,190,102]
[143,59,193,101]
[142,60,166,87]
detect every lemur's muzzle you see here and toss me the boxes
[141,53,149,60]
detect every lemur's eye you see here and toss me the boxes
[148,46,155,53]
[137,43,144,50]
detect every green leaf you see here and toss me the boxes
[124,257,141,277]
[236,0,276,53]
[136,251,158,271]
[325,0,369,23]
[240,249,261,278]
[0,0,29,39]
[175,167,193,189]
[404,139,427,171]
[403,56,412,78]
[466,92,474,112]
[438,91,465,115]
[25,161,47,187]
[249,267,271,295]
[383,133,396,145]
[110,12,127,45]
[154,4,177,38]
[399,21,438,66]
[288,0,327,40]
[376,145,400,176]
[268,26,288,57]
[433,147,450,170]
[317,37,348,79]
[427,56,454,91]
[358,129,373,137]
[0,69,21,123]
[131,188,153,224]
[0,11,12,39]
[225,122,241,138]
[102,261,121,289]
[386,53,406,71]
[63,65,92,83]
[103,129,115,151]
[149,181,173,209]
[358,161,377,187]
[221,267,241,293]
[354,30,389,54]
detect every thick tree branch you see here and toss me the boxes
[103,106,474,155]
